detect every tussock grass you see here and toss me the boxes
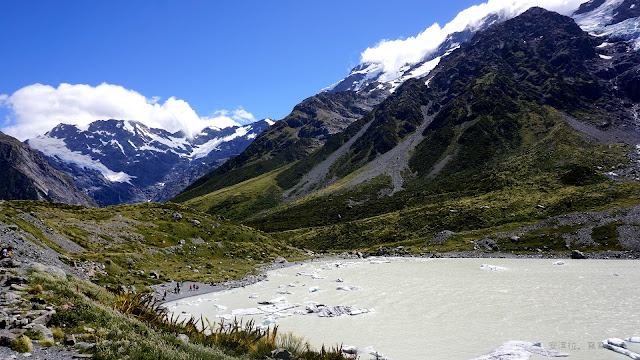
[28,270,353,360]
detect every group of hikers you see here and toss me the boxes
[170,281,203,295]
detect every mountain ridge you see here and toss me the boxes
[0,131,95,206]
[175,7,640,255]
[27,119,271,206]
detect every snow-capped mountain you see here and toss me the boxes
[26,119,272,206]
[574,0,640,48]
[324,0,640,96]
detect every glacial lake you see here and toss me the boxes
[166,258,640,359]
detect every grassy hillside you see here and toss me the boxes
[0,201,300,289]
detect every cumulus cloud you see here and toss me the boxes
[361,0,588,80]
[0,83,256,140]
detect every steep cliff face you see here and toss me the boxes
[0,132,95,206]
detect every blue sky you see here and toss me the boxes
[1,0,583,139]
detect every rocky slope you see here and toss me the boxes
[174,89,386,201]
[0,132,94,206]
[26,119,271,206]
[176,1,640,208]
[175,7,640,255]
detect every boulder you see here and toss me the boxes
[0,329,25,346]
[271,348,293,360]
[28,263,67,279]
[10,284,28,291]
[65,334,76,346]
[176,334,189,344]
[571,250,586,259]
[5,275,28,286]
[0,258,22,268]
[32,310,55,326]
[275,256,288,264]
[75,341,95,350]
[172,212,183,222]
[31,324,53,341]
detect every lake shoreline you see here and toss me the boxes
[153,249,639,303]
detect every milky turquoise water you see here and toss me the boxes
[167,258,640,359]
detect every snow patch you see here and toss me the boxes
[190,125,250,159]
[28,136,135,183]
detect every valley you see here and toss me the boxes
[1,1,640,359]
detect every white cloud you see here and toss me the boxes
[0,83,256,140]
[360,0,589,80]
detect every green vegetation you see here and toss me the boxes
[26,270,353,360]
[10,335,33,353]
[0,201,303,290]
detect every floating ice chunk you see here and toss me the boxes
[231,308,264,316]
[602,338,640,359]
[335,278,344,283]
[368,259,390,264]
[342,345,358,355]
[336,285,362,291]
[627,337,640,343]
[258,303,300,313]
[308,286,321,293]
[212,304,227,311]
[262,315,277,325]
[258,296,286,305]
[277,290,293,295]
[216,314,234,320]
[605,338,628,348]
[311,274,326,280]
[471,341,568,359]
[552,261,565,266]
[249,293,259,299]
[305,303,372,317]
[364,346,391,360]
[480,264,507,271]
[288,283,297,287]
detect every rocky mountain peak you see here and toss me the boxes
[26,119,271,206]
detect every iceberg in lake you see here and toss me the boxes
[480,264,507,271]
[258,296,286,305]
[336,285,362,291]
[471,341,568,359]
[602,338,640,359]
[305,302,372,317]
[212,304,227,311]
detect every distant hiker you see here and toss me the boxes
[189,285,193,291]
[195,284,199,290]
[163,290,167,300]
[1,247,12,259]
